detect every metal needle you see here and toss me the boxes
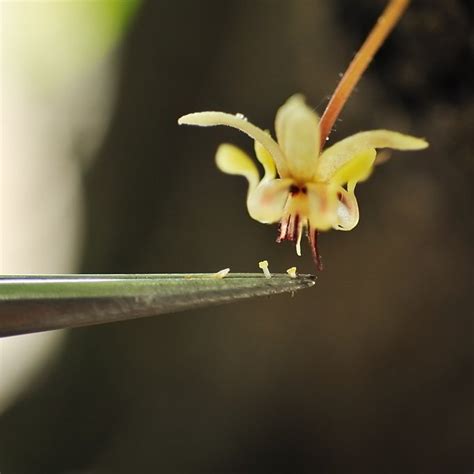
[0,273,315,337]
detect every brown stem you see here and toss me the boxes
[319,0,410,149]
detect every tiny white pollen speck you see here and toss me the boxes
[235,113,247,121]
[213,268,230,278]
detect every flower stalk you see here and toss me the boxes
[319,0,410,147]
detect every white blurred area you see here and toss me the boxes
[0,1,126,414]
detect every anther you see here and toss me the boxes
[289,184,300,195]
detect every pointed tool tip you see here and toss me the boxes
[296,274,317,286]
[213,273,316,297]
[0,273,317,336]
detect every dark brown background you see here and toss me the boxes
[1,0,472,472]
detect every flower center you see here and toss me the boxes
[289,184,308,196]
[276,183,328,270]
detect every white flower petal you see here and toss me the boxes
[247,178,293,224]
[333,188,359,231]
[275,95,320,181]
[178,111,289,177]
[316,130,428,182]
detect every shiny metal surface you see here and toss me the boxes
[0,274,315,337]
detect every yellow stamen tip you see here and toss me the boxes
[286,267,297,278]
[258,260,272,278]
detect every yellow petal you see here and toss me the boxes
[275,95,320,181]
[316,130,428,182]
[215,144,259,193]
[254,135,276,180]
[247,178,293,224]
[333,188,359,231]
[178,111,289,177]
[330,148,376,192]
[306,183,339,231]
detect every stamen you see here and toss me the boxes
[295,218,303,256]
[277,214,306,257]
[258,260,272,278]
[308,228,324,271]
[277,213,302,245]
[286,267,297,278]
[277,216,289,242]
[289,214,299,241]
[287,214,294,239]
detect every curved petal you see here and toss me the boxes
[178,111,289,177]
[330,148,376,192]
[316,130,428,182]
[275,95,320,181]
[215,144,259,193]
[254,136,276,180]
[247,178,293,224]
[333,188,359,231]
[306,183,339,231]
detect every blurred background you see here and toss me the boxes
[0,0,472,472]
